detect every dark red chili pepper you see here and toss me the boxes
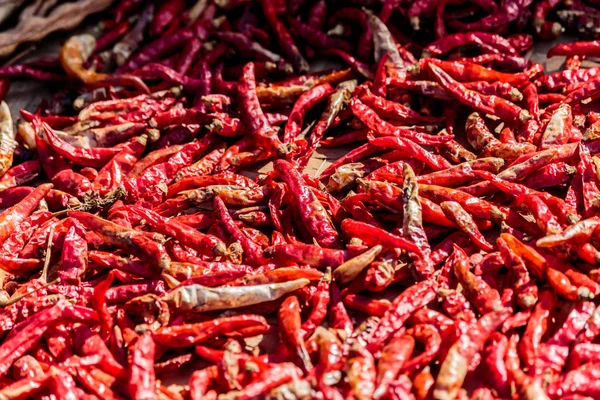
[428,64,530,125]
[257,0,309,73]
[366,279,437,353]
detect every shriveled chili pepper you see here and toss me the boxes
[366,279,437,353]
[257,0,308,73]
[61,34,149,93]
[68,210,170,269]
[284,83,334,143]
[373,334,415,399]
[428,64,530,125]
[274,160,339,247]
[433,310,509,400]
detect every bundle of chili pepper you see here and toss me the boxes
[0,0,599,399]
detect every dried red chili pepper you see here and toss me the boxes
[366,279,437,353]
[61,34,149,93]
[428,64,530,125]
[433,310,509,400]
[128,333,157,399]
[69,211,170,269]
[257,0,308,73]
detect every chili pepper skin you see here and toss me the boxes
[0,302,98,378]
[68,211,170,269]
[238,63,286,156]
[343,294,390,317]
[265,244,348,268]
[366,279,437,353]
[279,296,313,372]
[369,136,452,171]
[213,196,267,266]
[347,341,377,400]
[549,40,600,58]
[433,310,509,400]
[284,83,334,143]
[453,256,502,314]
[440,201,494,251]
[540,104,573,148]
[372,334,415,399]
[424,32,517,57]
[329,282,353,337]
[162,279,309,313]
[274,160,339,248]
[0,183,52,245]
[342,219,422,256]
[257,0,308,73]
[497,236,539,309]
[128,333,157,400]
[127,205,225,257]
[58,219,87,285]
[351,98,451,146]
[41,123,120,169]
[153,315,268,347]
[536,301,595,375]
[430,64,530,125]
[359,85,444,126]
[421,59,528,86]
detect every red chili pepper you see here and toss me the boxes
[41,123,120,168]
[424,32,518,57]
[128,333,157,400]
[274,160,339,248]
[428,64,530,125]
[257,0,308,73]
[549,40,600,58]
[351,98,450,145]
[95,20,131,52]
[366,279,437,353]
[284,83,334,143]
[433,310,510,400]
[373,334,415,399]
[150,0,186,37]
[128,205,226,257]
[68,211,170,269]
[497,236,538,309]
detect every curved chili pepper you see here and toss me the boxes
[497,236,538,309]
[284,83,334,143]
[128,205,226,257]
[257,0,308,73]
[429,64,530,125]
[61,34,149,93]
[424,32,517,57]
[41,123,120,169]
[68,210,169,269]
[274,160,339,248]
[366,279,437,353]
[433,310,510,400]
[373,334,415,399]
[279,296,313,372]
[265,243,348,268]
[351,98,451,146]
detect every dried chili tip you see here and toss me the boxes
[534,18,563,37]
[410,16,421,31]
[226,241,243,265]
[518,109,533,123]
[509,87,524,102]
[577,286,595,301]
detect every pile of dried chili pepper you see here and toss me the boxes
[1,0,600,399]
